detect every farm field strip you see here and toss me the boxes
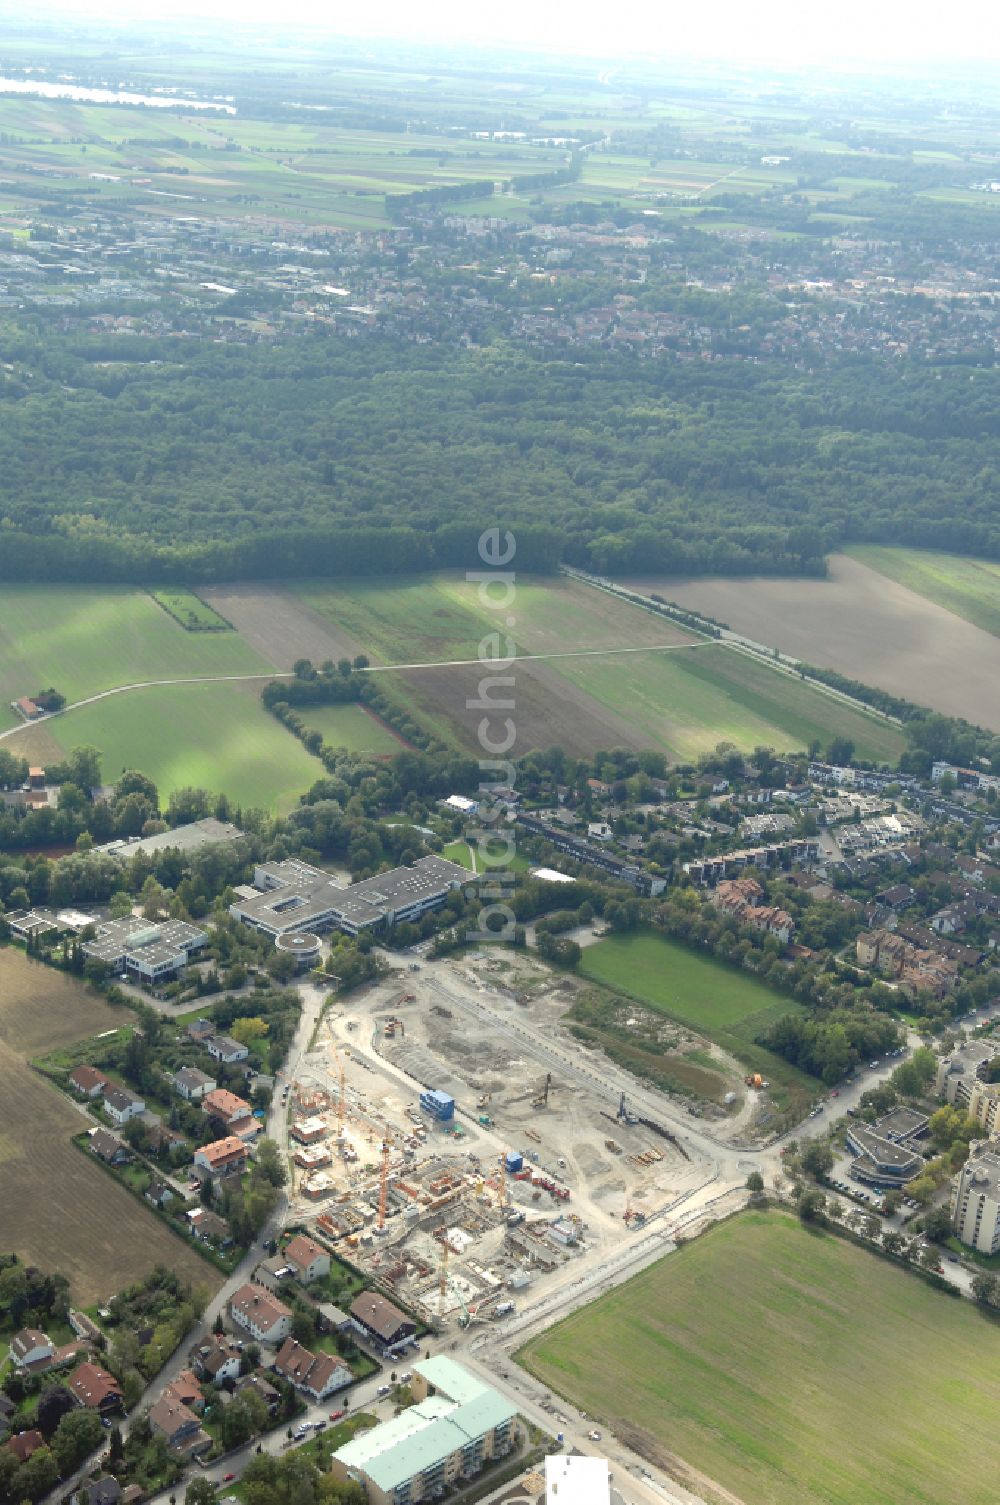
[0,950,216,1304]
[638,553,1000,732]
[291,573,902,760]
[846,545,1000,640]
[518,1211,1000,1505]
[5,681,325,812]
[0,584,273,718]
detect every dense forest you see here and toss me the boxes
[1,326,999,582]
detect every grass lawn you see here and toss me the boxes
[0,584,271,730]
[10,681,323,811]
[578,931,811,1112]
[518,1210,1000,1505]
[295,703,404,757]
[443,839,531,874]
[848,545,1000,640]
[149,587,233,632]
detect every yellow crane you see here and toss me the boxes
[497,1150,507,1211]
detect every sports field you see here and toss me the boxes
[10,682,322,811]
[0,584,271,730]
[0,949,215,1304]
[295,703,404,757]
[847,545,1000,639]
[293,574,902,762]
[518,1211,1000,1505]
[579,931,810,1110]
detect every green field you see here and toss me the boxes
[849,545,1000,639]
[578,931,810,1109]
[0,584,271,730]
[518,1211,1000,1505]
[442,839,531,874]
[553,639,905,764]
[150,588,232,632]
[295,573,692,663]
[295,703,403,757]
[11,682,322,812]
[294,575,903,763]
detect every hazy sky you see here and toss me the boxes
[39,0,1000,66]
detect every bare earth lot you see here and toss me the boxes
[630,553,1000,729]
[389,656,649,756]
[200,583,366,668]
[0,950,217,1304]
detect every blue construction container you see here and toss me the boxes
[419,1088,455,1122]
[505,1151,524,1173]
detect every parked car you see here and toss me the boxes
[223,1473,236,1483]
[330,1409,345,1421]
[588,1430,602,1441]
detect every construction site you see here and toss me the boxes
[281,951,711,1330]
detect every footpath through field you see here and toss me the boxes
[0,641,715,745]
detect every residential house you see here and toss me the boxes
[235,1373,280,1414]
[856,929,910,977]
[204,1035,250,1065]
[283,1234,331,1285]
[80,1477,123,1505]
[148,1395,210,1457]
[876,884,916,912]
[711,877,793,944]
[67,1362,123,1415]
[69,1065,111,1098]
[193,1135,248,1181]
[68,1311,103,1345]
[8,1331,54,1372]
[145,1177,174,1210]
[229,1284,293,1345]
[253,1256,293,1295]
[173,1067,216,1101]
[202,1088,253,1131]
[186,1019,215,1043]
[8,1430,45,1463]
[88,1128,131,1166]
[102,1085,146,1125]
[349,1293,416,1353]
[163,1371,204,1413]
[146,1124,188,1158]
[273,1337,352,1401]
[186,1208,233,1247]
[191,1336,241,1385]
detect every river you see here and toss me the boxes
[0,75,235,113]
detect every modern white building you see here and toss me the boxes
[545,1456,610,1505]
[229,855,465,940]
[951,1140,1000,1254]
[331,1357,517,1505]
[82,916,207,983]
